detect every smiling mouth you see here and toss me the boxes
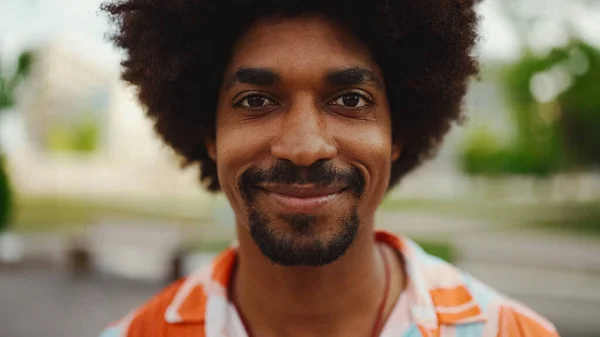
[257,184,348,213]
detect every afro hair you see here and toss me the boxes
[102,0,480,191]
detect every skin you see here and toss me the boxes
[205,14,405,337]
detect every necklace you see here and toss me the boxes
[231,245,392,337]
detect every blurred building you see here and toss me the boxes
[5,39,207,200]
[18,41,112,151]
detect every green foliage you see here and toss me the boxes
[47,117,100,153]
[0,156,12,232]
[16,52,33,78]
[461,127,506,175]
[0,81,10,110]
[0,51,34,110]
[190,240,232,253]
[0,51,32,232]
[558,43,600,165]
[460,126,565,177]
[460,40,600,176]
[416,240,454,263]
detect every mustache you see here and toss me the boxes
[238,159,365,200]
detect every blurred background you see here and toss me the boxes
[0,0,599,336]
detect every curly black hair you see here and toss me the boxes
[102,0,480,192]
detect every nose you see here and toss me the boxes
[271,101,337,167]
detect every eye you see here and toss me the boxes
[329,92,372,108]
[234,94,277,108]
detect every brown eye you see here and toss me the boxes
[342,94,360,107]
[330,92,371,108]
[236,94,275,108]
[247,95,266,107]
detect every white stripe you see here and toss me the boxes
[424,266,466,288]
[379,291,412,337]
[165,264,214,323]
[205,295,230,337]
[440,325,457,337]
[481,299,502,337]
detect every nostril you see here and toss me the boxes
[271,132,337,167]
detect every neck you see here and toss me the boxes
[232,219,400,337]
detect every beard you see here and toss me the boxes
[238,160,365,266]
[248,205,360,266]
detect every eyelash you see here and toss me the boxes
[233,91,374,109]
[232,93,278,109]
[328,90,374,108]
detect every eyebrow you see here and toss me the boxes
[325,67,383,89]
[223,67,280,89]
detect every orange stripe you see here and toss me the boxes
[418,326,441,337]
[176,248,237,322]
[177,284,208,322]
[437,304,482,323]
[497,306,559,337]
[375,231,404,250]
[211,248,237,287]
[430,285,473,307]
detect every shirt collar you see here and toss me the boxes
[165,231,486,328]
[375,231,486,329]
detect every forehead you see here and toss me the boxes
[226,15,378,76]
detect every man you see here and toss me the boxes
[100,0,559,336]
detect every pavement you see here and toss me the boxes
[0,265,163,337]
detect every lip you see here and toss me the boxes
[257,184,347,213]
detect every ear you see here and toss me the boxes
[391,139,402,162]
[204,134,217,161]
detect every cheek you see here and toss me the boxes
[214,120,272,193]
[333,121,393,195]
[214,126,264,218]
[346,129,392,217]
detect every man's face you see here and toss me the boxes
[209,15,400,266]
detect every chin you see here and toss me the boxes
[248,208,360,266]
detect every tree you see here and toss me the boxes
[558,42,600,167]
[460,0,600,176]
[0,156,11,232]
[0,51,33,232]
[0,52,33,110]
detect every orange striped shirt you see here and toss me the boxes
[100,231,560,337]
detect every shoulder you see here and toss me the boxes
[97,248,237,337]
[99,278,189,337]
[394,234,560,337]
[463,272,560,337]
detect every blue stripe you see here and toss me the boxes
[400,322,485,337]
[454,323,485,337]
[402,324,423,337]
[99,326,123,337]
[464,273,501,315]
